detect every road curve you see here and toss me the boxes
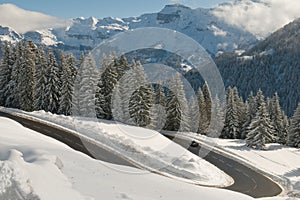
[0,111,135,168]
[0,111,282,198]
[164,135,282,198]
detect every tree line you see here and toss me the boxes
[0,41,299,150]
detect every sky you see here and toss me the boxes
[0,0,231,19]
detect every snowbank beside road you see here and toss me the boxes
[0,107,232,187]
[0,116,255,200]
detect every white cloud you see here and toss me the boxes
[212,0,300,38]
[0,4,70,33]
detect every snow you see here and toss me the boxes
[181,132,300,198]
[0,107,232,187]
[36,29,59,46]
[0,115,258,200]
[259,49,274,56]
[238,55,254,61]
[209,24,228,37]
[0,3,258,56]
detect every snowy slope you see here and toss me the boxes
[0,107,233,187]
[0,116,259,200]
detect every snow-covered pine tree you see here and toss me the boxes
[116,54,129,79]
[5,44,20,108]
[202,82,212,133]
[66,53,77,85]
[271,93,288,144]
[232,87,246,139]
[34,46,48,111]
[246,93,276,150]
[188,96,199,133]
[95,57,118,119]
[72,54,84,116]
[58,52,74,115]
[210,95,225,138]
[118,60,137,124]
[221,87,240,139]
[0,42,13,106]
[111,83,123,121]
[197,88,206,134]
[128,61,154,127]
[129,84,154,127]
[164,73,190,132]
[18,41,36,112]
[256,89,265,109]
[45,49,60,113]
[149,82,166,130]
[287,103,300,148]
[241,92,257,139]
[72,52,99,117]
[164,89,181,131]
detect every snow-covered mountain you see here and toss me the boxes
[1,1,300,57]
[0,26,21,44]
[0,3,259,56]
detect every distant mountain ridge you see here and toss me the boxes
[0,3,258,56]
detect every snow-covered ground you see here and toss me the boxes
[0,108,298,199]
[183,133,300,198]
[0,107,232,187]
[0,116,258,200]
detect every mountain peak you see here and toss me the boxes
[160,4,192,14]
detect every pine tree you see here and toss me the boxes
[45,49,60,113]
[111,83,123,121]
[287,103,300,148]
[128,62,154,127]
[197,88,206,134]
[67,53,77,85]
[118,61,138,124]
[164,73,190,132]
[95,57,118,119]
[221,87,240,139]
[72,52,99,117]
[202,82,212,133]
[5,44,20,108]
[18,41,36,112]
[0,42,13,106]
[58,52,74,115]
[242,92,257,139]
[188,96,199,133]
[34,46,48,111]
[129,84,154,127]
[210,95,225,138]
[246,95,276,150]
[271,93,288,144]
[165,89,181,131]
[149,82,167,130]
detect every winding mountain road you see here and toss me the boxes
[0,111,282,198]
[164,135,282,198]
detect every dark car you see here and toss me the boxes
[190,140,199,148]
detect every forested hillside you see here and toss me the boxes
[215,18,300,116]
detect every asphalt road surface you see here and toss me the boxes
[164,135,282,198]
[0,111,282,198]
